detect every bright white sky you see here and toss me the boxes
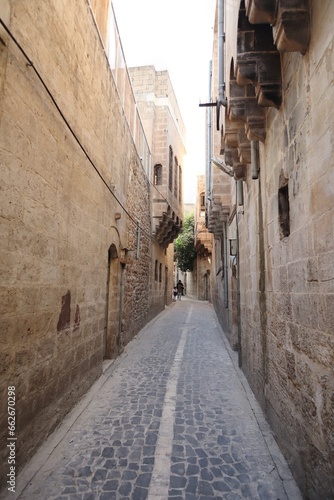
[112,0,216,203]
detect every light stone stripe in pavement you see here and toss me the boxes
[2,299,302,500]
[148,305,193,500]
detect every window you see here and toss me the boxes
[155,260,158,281]
[174,157,178,198]
[179,166,182,203]
[278,182,290,238]
[169,146,173,192]
[154,164,162,186]
[200,191,205,217]
[159,263,162,282]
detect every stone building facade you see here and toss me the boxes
[0,0,184,487]
[194,175,213,301]
[206,0,334,498]
[129,66,185,317]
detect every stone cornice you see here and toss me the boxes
[236,11,282,109]
[245,0,311,54]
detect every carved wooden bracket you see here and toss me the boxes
[245,0,310,54]
[273,1,311,54]
[245,0,276,24]
[223,77,263,178]
[223,121,249,180]
[207,197,230,237]
[153,206,182,248]
[236,8,282,109]
[229,79,266,142]
[218,0,311,181]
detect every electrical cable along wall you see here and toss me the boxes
[0,0,167,485]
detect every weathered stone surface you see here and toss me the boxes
[209,0,334,498]
[11,301,301,500]
[0,0,183,488]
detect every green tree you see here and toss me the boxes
[174,213,197,272]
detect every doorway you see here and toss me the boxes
[104,244,122,359]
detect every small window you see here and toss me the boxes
[174,157,178,198]
[154,164,162,186]
[159,263,162,282]
[200,191,205,217]
[154,260,158,281]
[179,166,182,203]
[278,182,290,238]
[169,146,173,192]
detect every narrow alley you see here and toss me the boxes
[10,300,301,500]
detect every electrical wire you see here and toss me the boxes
[0,18,154,240]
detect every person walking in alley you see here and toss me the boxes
[176,279,184,300]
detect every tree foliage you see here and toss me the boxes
[174,213,197,272]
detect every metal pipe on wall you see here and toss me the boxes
[237,179,244,206]
[223,222,229,308]
[206,61,213,204]
[251,140,260,179]
[218,0,227,107]
[235,180,242,367]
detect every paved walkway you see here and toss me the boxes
[8,299,302,499]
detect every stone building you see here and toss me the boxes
[206,0,334,498]
[128,66,185,315]
[194,175,213,301]
[0,0,184,486]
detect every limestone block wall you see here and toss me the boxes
[148,244,174,320]
[0,0,153,486]
[236,1,334,496]
[129,66,186,312]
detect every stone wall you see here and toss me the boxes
[208,0,334,497]
[0,0,159,487]
[236,2,334,497]
[129,66,186,316]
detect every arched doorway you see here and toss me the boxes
[104,243,123,359]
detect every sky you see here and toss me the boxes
[112,0,216,203]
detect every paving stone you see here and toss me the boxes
[119,480,132,495]
[198,479,215,495]
[132,486,148,499]
[15,300,301,500]
[170,475,187,488]
[171,462,186,476]
[135,473,151,488]
[91,469,107,482]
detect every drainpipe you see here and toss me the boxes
[251,141,260,179]
[223,222,228,308]
[235,180,243,367]
[217,0,227,130]
[237,180,244,206]
[118,263,125,354]
[206,61,213,206]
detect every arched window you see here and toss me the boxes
[153,164,162,186]
[200,191,205,217]
[278,181,290,238]
[168,146,173,192]
[174,156,178,198]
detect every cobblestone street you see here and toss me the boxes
[9,299,302,500]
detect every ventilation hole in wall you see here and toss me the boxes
[278,183,290,238]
